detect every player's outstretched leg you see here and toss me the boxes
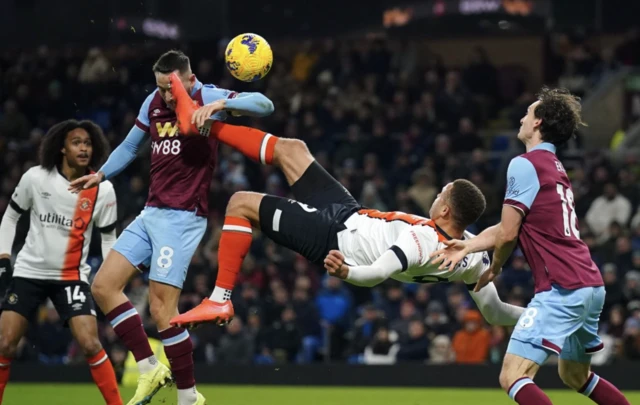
[559,360,630,405]
[500,354,553,405]
[169,72,315,186]
[170,192,262,328]
[68,316,123,405]
[92,251,172,405]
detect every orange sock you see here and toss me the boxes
[211,122,278,165]
[0,356,11,404]
[87,349,123,405]
[215,217,253,291]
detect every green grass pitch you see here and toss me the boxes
[4,384,640,404]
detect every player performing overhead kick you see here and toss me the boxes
[0,120,122,405]
[430,87,631,405]
[68,50,274,405]
[165,75,525,331]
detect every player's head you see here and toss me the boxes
[153,50,195,110]
[429,179,486,230]
[39,119,109,172]
[518,87,586,147]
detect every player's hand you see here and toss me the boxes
[192,100,226,128]
[0,256,13,294]
[430,239,470,270]
[324,250,349,280]
[68,172,104,193]
[0,256,12,277]
[473,266,502,292]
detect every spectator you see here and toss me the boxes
[0,99,30,140]
[452,117,483,153]
[391,300,421,343]
[425,300,452,337]
[316,277,352,360]
[624,271,640,303]
[623,315,640,359]
[363,327,399,365]
[348,304,382,358]
[32,301,72,365]
[396,320,430,363]
[452,310,491,364]
[266,306,302,363]
[603,264,625,317]
[291,288,322,363]
[586,183,632,240]
[78,48,110,84]
[216,318,255,365]
[407,168,437,215]
[427,335,456,364]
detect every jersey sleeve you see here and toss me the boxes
[503,156,540,216]
[134,92,155,132]
[462,251,491,287]
[201,85,238,105]
[94,183,117,232]
[10,169,35,213]
[201,85,274,118]
[390,227,438,271]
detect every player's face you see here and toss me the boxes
[155,70,195,110]
[518,100,542,142]
[62,128,92,169]
[429,183,453,219]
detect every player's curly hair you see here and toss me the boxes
[448,179,486,229]
[39,119,110,171]
[153,50,191,74]
[535,86,587,146]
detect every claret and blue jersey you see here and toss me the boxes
[502,142,606,366]
[104,78,273,289]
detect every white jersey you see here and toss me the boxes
[7,166,117,283]
[337,209,490,286]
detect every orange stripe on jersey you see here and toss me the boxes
[358,209,448,242]
[62,186,99,281]
[358,209,430,226]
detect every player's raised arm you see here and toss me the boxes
[469,279,524,325]
[190,86,274,127]
[475,157,538,292]
[430,224,500,270]
[69,96,152,193]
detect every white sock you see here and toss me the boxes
[210,285,232,303]
[137,355,158,374]
[178,386,198,405]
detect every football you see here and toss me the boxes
[225,33,273,82]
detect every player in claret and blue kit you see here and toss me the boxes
[69,50,274,405]
[432,87,630,405]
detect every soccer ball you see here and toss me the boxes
[225,33,273,82]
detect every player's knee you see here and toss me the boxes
[226,191,261,220]
[226,192,250,216]
[273,138,310,167]
[148,298,170,325]
[0,334,19,358]
[559,365,589,390]
[90,278,110,302]
[499,368,515,391]
[77,336,103,358]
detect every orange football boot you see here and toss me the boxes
[170,298,235,328]
[168,72,203,136]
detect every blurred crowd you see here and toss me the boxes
[1,30,640,371]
